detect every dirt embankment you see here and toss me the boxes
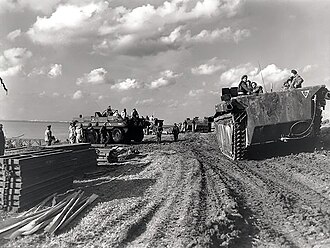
[2,131,330,247]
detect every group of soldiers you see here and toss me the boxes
[238,69,304,95]
[68,122,86,144]
[238,75,264,95]
[154,122,180,144]
[100,106,139,119]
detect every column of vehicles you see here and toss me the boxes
[72,107,150,144]
[181,117,213,133]
[214,72,330,160]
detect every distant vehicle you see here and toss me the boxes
[214,85,330,160]
[184,117,212,133]
[72,113,149,144]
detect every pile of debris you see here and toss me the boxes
[0,190,98,239]
[107,146,141,162]
[97,146,146,166]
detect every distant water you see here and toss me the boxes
[0,120,70,141]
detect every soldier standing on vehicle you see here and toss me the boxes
[131,108,139,118]
[0,124,5,155]
[102,106,113,117]
[121,108,127,119]
[45,125,53,146]
[156,122,163,144]
[113,110,121,118]
[238,75,251,95]
[289,69,304,89]
[172,123,180,142]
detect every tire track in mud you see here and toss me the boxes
[188,134,319,247]
[192,148,286,247]
[240,160,330,246]
[125,152,208,247]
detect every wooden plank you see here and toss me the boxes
[58,194,98,231]
[45,191,81,234]
[54,192,84,233]
[7,197,72,239]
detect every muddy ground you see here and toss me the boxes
[1,129,330,247]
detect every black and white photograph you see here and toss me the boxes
[0,0,329,247]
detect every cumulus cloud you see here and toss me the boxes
[7,29,22,41]
[0,0,61,14]
[135,98,155,106]
[52,92,60,97]
[302,64,318,73]
[220,63,290,90]
[76,68,110,85]
[96,26,250,56]
[148,70,181,89]
[28,63,62,78]
[72,90,84,100]
[209,90,219,95]
[38,91,46,97]
[0,0,16,13]
[188,89,205,97]
[18,0,62,14]
[163,99,179,109]
[27,2,109,45]
[26,0,244,56]
[185,27,250,43]
[191,57,226,75]
[0,47,32,77]
[111,78,143,91]
[120,96,132,104]
[48,64,62,78]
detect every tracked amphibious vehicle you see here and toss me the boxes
[214,85,330,160]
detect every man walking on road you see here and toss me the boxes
[172,123,180,142]
[0,124,5,155]
[156,122,163,144]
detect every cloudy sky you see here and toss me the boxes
[1,0,330,123]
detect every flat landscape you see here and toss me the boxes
[1,130,330,248]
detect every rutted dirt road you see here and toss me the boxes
[3,131,330,247]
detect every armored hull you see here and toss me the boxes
[214,85,330,160]
[72,115,148,144]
